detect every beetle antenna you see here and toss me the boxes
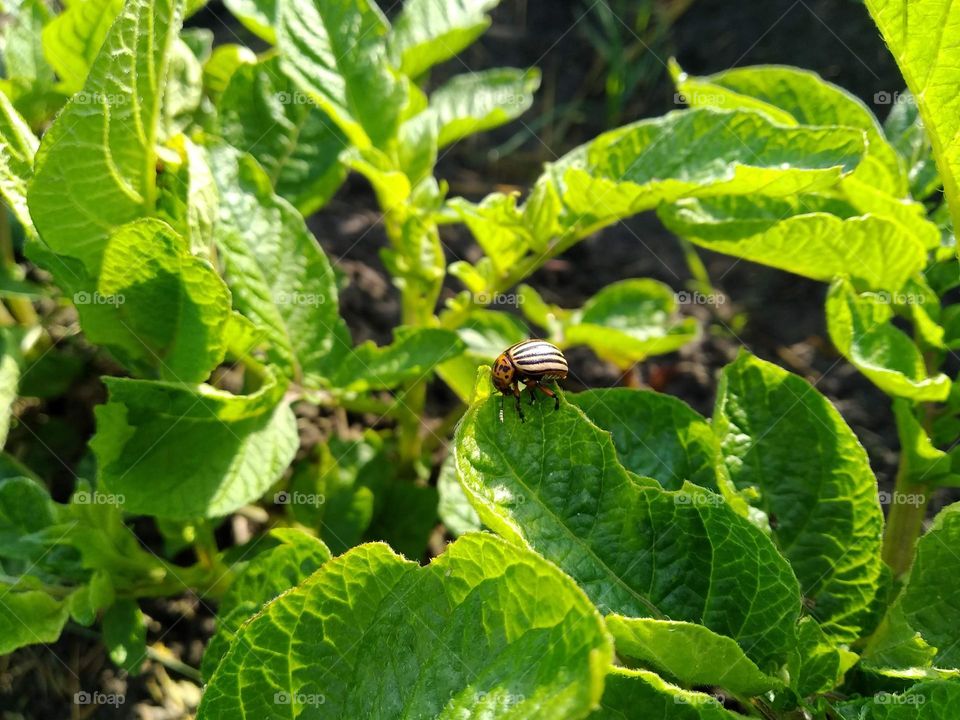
[499,395,504,423]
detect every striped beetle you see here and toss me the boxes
[492,339,568,422]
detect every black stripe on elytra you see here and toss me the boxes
[513,353,567,365]
[511,345,563,357]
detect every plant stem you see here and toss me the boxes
[881,460,930,578]
[0,211,38,327]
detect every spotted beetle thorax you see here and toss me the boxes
[491,352,515,393]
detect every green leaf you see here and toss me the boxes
[76,218,231,382]
[155,134,218,254]
[0,589,69,654]
[2,0,59,123]
[0,90,39,233]
[714,352,885,643]
[563,279,699,367]
[208,142,341,386]
[0,330,21,446]
[389,0,499,79]
[363,480,437,559]
[893,399,956,486]
[102,598,147,675]
[862,603,939,675]
[218,57,348,215]
[670,61,904,194]
[201,43,256,98]
[835,680,960,719]
[589,668,747,719]
[455,385,801,669]
[68,569,115,626]
[91,372,298,519]
[223,0,277,43]
[884,90,941,200]
[407,67,540,149]
[568,388,722,493]
[606,616,781,696]
[865,0,960,233]
[787,616,859,697]
[437,309,528,403]
[659,197,927,292]
[29,0,183,274]
[826,277,951,401]
[325,327,465,392]
[277,0,406,148]
[160,38,203,139]
[899,502,960,668]
[541,107,865,235]
[438,453,482,536]
[199,533,613,719]
[41,0,125,94]
[201,528,330,680]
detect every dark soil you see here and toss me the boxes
[4,1,953,717]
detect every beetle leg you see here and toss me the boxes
[499,394,504,423]
[537,383,560,411]
[513,384,525,422]
[528,383,536,405]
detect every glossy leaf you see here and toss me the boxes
[389,0,499,79]
[277,0,406,148]
[714,352,885,643]
[455,382,802,669]
[201,528,331,680]
[29,0,182,274]
[589,668,748,720]
[91,373,298,519]
[218,57,348,215]
[568,388,722,492]
[199,533,613,719]
[77,218,231,383]
[41,0,125,94]
[826,278,951,401]
[223,0,276,43]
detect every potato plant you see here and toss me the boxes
[0,0,959,717]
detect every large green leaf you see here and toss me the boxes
[29,0,182,274]
[41,0,125,94]
[541,107,865,235]
[0,91,39,232]
[76,218,231,382]
[606,616,780,697]
[836,680,960,719]
[589,669,748,720]
[208,142,340,387]
[199,533,613,719]
[884,90,940,200]
[218,57,348,215]
[670,61,904,194]
[899,503,960,669]
[91,373,298,519]
[389,0,499,79]
[277,0,406,148]
[714,352,885,643]
[201,528,331,680]
[568,388,722,492]
[826,277,951,401]
[865,0,960,232]
[222,0,277,43]
[659,197,927,292]
[455,380,801,669]
[407,67,540,149]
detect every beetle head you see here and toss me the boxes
[491,353,516,394]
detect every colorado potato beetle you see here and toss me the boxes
[492,339,568,422]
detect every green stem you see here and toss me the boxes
[677,236,714,296]
[880,459,930,578]
[0,211,38,327]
